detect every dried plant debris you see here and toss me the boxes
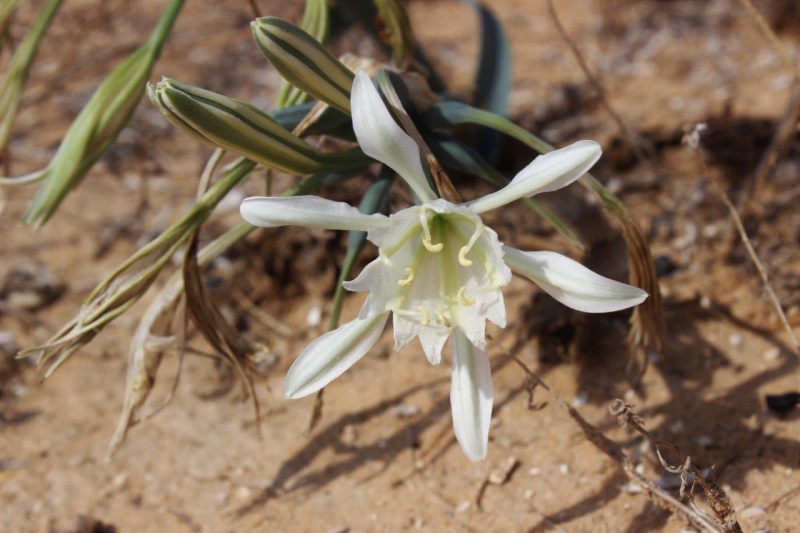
[609,400,743,533]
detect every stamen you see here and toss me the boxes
[458,223,484,266]
[416,306,430,326]
[458,287,476,306]
[458,247,472,266]
[423,237,443,253]
[436,309,452,328]
[398,267,415,286]
[419,209,443,252]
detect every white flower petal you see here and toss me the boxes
[284,312,390,398]
[351,71,437,203]
[450,330,493,461]
[241,196,389,231]
[469,141,602,214]
[503,247,648,313]
[418,326,449,365]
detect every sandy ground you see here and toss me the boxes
[1,0,799,531]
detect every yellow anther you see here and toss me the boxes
[423,236,443,253]
[398,267,415,286]
[458,246,473,266]
[436,309,452,328]
[417,306,430,326]
[458,287,476,306]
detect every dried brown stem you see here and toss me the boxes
[545,0,654,177]
[735,0,800,214]
[684,129,800,357]
[609,400,742,533]
[491,337,727,532]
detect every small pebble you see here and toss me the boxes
[341,425,357,447]
[391,404,420,418]
[528,467,541,476]
[306,304,322,327]
[670,420,685,434]
[695,435,714,447]
[455,500,471,513]
[654,255,678,277]
[736,502,765,517]
[729,333,743,347]
[523,489,534,499]
[621,483,643,494]
[559,463,570,475]
[634,464,645,475]
[571,393,588,407]
[763,348,780,361]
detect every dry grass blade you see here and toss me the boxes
[684,127,799,356]
[582,174,666,357]
[182,231,263,433]
[107,276,184,458]
[107,221,257,456]
[734,0,800,216]
[545,0,655,179]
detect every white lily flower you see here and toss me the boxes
[240,71,648,461]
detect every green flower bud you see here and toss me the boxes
[148,77,366,174]
[252,17,354,114]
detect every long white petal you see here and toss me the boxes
[241,196,389,231]
[351,71,437,203]
[284,312,390,398]
[469,141,601,214]
[450,330,493,461]
[503,247,648,313]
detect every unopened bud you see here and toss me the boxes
[252,17,354,114]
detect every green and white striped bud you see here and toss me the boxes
[148,77,366,174]
[252,16,354,114]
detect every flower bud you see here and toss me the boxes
[148,77,367,174]
[252,17,354,114]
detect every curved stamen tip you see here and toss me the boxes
[423,236,443,253]
[417,306,430,326]
[458,246,473,266]
[458,287,476,306]
[398,267,415,286]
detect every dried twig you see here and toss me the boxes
[737,0,799,77]
[735,0,800,215]
[545,0,655,178]
[684,126,800,357]
[492,338,728,532]
[610,400,742,533]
